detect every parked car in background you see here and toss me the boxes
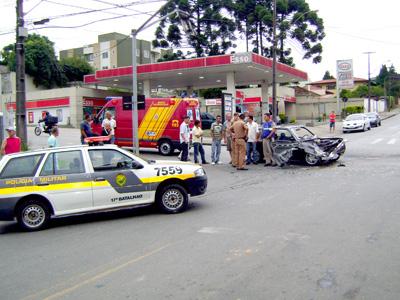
[201,112,216,129]
[365,112,382,127]
[343,114,371,133]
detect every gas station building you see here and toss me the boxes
[84,52,308,122]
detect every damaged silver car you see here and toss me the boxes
[271,126,346,166]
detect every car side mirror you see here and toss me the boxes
[131,161,144,169]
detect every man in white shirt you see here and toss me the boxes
[246,115,260,164]
[102,111,117,144]
[179,116,190,161]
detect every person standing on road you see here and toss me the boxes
[230,113,240,165]
[210,115,224,164]
[261,113,277,167]
[47,127,59,148]
[101,123,113,144]
[179,116,190,162]
[231,114,248,170]
[102,111,117,144]
[246,115,259,165]
[329,111,336,133]
[80,114,94,144]
[192,120,208,164]
[223,113,233,164]
[1,126,21,155]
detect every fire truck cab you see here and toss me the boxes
[92,96,201,155]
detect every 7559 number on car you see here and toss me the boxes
[154,167,183,176]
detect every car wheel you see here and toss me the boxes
[34,127,42,136]
[158,139,174,156]
[16,199,50,231]
[343,131,347,134]
[363,125,367,132]
[304,153,320,166]
[157,184,188,214]
[368,125,371,130]
[379,121,382,126]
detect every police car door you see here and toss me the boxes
[37,150,93,213]
[88,148,150,208]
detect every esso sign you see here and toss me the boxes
[231,53,252,64]
[338,62,352,71]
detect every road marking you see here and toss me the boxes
[388,138,396,145]
[41,244,171,300]
[371,138,383,144]
[344,139,349,142]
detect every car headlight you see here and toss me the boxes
[194,168,205,177]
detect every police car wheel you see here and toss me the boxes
[158,140,173,156]
[17,200,50,231]
[157,184,188,213]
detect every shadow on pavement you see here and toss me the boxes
[0,201,208,234]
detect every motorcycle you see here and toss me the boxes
[34,122,54,136]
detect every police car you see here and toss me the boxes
[0,145,207,231]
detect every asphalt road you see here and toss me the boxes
[1,116,400,299]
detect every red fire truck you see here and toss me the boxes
[92,96,201,155]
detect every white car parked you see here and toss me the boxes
[342,114,371,133]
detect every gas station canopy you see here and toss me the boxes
[84,52,308,91]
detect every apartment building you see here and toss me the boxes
[60,32,159,70]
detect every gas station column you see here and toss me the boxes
[261,80,270,115]
[143,80,151,98]
[226,72,236,96]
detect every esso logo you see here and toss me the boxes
[338,62,351,71]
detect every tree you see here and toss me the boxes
[322,70,334,80]
[60,57,93,83]
[0,34,65,88]
[234,0,325,66]
[152,0,236,57]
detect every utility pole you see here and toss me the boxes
[16,0,28,145]
[272,0,277,122]
[363,51,375,113]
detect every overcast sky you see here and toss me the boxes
[0,0,398,82]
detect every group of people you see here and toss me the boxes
[80,112,117,145]
[179,112,278,170]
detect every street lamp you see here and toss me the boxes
[363,51,375,112]
[131,8,193,154]
[271,3,317,122]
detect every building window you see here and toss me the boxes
[136,49,140,57]
[85,53,94,62]
[102,52,108,59]
[143,50,150,58]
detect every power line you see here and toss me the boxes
[42,0,129,17]
[33,0,165,22]
[87,0,156,16]
[33,11,155,30]
[25,0,45,15]
[329,30,400,46]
